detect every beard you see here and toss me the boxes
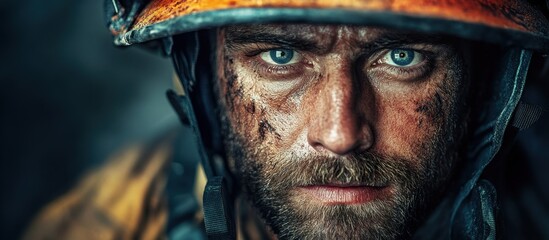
[224,126,458,240]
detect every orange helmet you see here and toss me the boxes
[107,0,548,52]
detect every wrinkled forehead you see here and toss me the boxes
[221,24,450,50]
[225,24,387,41]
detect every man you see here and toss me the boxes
[24,1,548,239]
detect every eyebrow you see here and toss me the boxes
[225,27,321,52]
[224,25,449,53]
[366,32,447,49]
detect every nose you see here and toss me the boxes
[307,63,374,155]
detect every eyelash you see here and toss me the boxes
[252,57,306,79]
[370,50,434,81]
[246,48,309,79]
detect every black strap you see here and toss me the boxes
[203,176,236,240]
[167,90,191,126]
[501,102,544,155]
[510,102,544,131]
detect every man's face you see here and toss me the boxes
[216,24,466,239]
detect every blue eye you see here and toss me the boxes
[384,49,423,67]
[260,49,299,65]
[390,49,415,66]
[270,49,294,64]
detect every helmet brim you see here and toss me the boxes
[112,1,549,52]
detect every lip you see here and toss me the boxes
[298,185,390,205]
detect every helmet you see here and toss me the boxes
[104,1,548,239]
[107,0,549,50]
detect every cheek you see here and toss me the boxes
[220,61,285,149]
[373,87,447,161]
[222,66,307,152]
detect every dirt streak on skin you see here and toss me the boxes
[218,28,275,150]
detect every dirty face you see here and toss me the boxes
[216,24,467,240]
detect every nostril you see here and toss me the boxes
[308,130,359,155]
[307,136,323,151]
[307,123,374,156]
[357,126,374,151]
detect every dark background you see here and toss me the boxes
[1,1,177,238]
[1,1,548,239]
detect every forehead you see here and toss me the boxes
[222,24,447,49]
[225,24,387,40]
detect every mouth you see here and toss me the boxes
[297,184,391,205]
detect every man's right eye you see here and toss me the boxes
[260,49,301,65]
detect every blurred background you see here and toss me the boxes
[1,1,178,238]
[1,1,548,239]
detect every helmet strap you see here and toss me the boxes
[168,30,237,239]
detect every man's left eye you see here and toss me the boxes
[260,49,300,65]
[383,49,424,67]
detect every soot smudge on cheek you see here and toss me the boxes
[222,52,246,111]
[415,92,444,126]
[221,51,277,144]
[245,101,256,114]
[258,119,281,141]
